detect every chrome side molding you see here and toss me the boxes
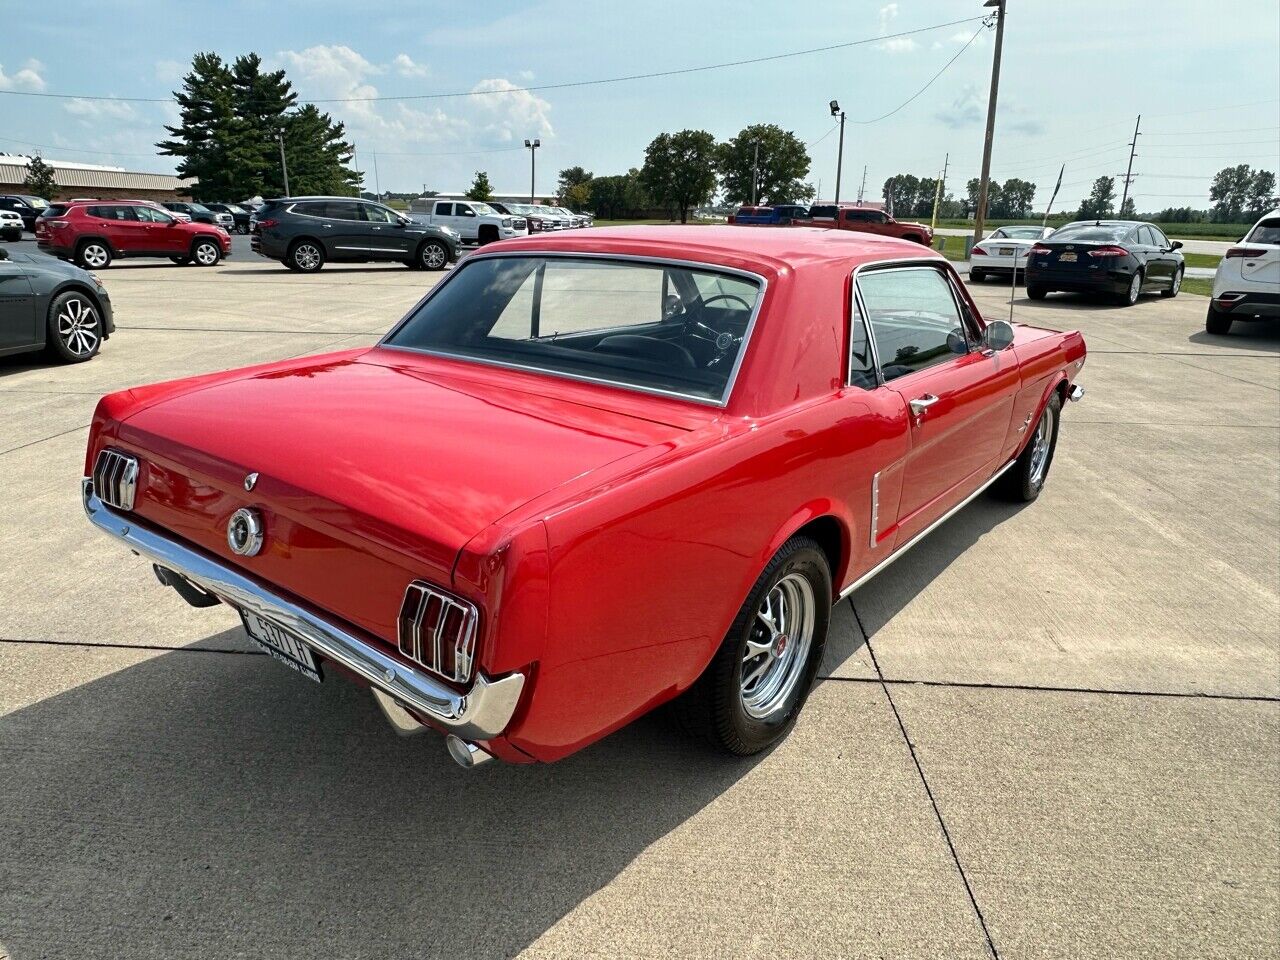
[82,480,525,741]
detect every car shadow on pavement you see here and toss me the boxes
[0,628,761,959]
[1188,319,1280,352]
[850,494,1028,645]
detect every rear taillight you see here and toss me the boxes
[1029,243,1051,255]
[397,581,479,685]
[1087,246,1129,258]
[256,218,278,229]
[45,219,68,229]
[971,246,988,256]
[1225,247,1266,259]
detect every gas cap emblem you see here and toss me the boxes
[227,507,264,557]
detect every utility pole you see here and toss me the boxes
[276,129,290,197]
[372,151,381,199]
[829,100,846,203]
[931,152,949,231]
[750,141,760,206]
[524,138,540,204]
[1120,114,1141,212]
[972,0,1006,248]
[857,165,867,204]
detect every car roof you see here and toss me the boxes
[494,224,942,273]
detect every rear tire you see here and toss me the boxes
[969,268,986,283]
[1205,304,1233,335]
[674,536,830,756]
[1161,266,1183,298]
[1026,284,1048,300]
[995,392,1061,502]
[75,240,112,270]
[1116,270,1142,307]
[288,240,325,273]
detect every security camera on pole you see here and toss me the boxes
[524,139,541,204]
[829,100,846,203]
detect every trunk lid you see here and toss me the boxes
[117,350,690,643]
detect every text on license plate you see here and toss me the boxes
[1060,252,1077,262]
[997,247,1013,255]
[241,610,322,682]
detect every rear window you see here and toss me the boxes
[40,204,69,218]
[993,226,1043,239]
[385,255,763,403]
[809,205,838,219]
[1246,218,1280,245]
[1049,223,1134,243]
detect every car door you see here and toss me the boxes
[856,262,1021,546]
[0,252,37,350]
[91,204,148,253]
[134,205,187,253]
[359,202,412,258]
[452,202,480,241]
[1134,226,1162,287]
[1146,225,1177,285]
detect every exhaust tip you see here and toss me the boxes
[445,734,494,769]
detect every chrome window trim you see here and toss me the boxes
[849,257,976,388]
[379,250,770,409]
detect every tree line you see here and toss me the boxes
[158,52,360,201]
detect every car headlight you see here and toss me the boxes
[501,218,512,228]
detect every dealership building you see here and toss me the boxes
[0,155,192,202]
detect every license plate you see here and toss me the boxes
[241,610,321,682]
[997,247,1013,256]
[1060,252,1077,262]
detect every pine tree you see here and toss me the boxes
[231,54,297,197]
[466,171,494,201]
[280,105,361,196]
[22,154,58,198]
[156,53,242,201]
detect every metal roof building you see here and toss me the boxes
[0,155,194,201]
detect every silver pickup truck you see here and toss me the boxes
[409,199,528,245]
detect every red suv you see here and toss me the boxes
[35,200,231,269]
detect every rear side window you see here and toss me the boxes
[293,201,330,218]
[89,205,137,222]
[1246,218,1280,244]
[40,204,69,218]
[327,201,361,221]
[809,205,837,219]
[856,267,967,383]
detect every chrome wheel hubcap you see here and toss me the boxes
[1029,405,1055,487]
[1129,273,1141,302]
[424,245,445,268]
[296,245,320,269]
[196,243,217,265]
[1171,271,1182,294]
[83,245,107,267]
[741,573,815,720]
[57,298,99,356]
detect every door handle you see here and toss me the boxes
[909,395,940,418]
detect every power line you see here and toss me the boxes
[0,16,987,107]
[852,18,991,125]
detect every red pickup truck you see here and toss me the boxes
[809,204,933,245]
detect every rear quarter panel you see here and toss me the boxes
[1002,325,1086,460]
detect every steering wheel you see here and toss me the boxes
[682,292,752,355]
[701,293,752,311]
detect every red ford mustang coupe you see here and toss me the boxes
[82,227,1085,766]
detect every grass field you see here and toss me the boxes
[1181,277,1213,297]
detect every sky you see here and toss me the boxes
[2,0,1278,211]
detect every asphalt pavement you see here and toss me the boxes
[1,236,1277,959]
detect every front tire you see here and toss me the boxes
[417,240,449,271]
[289,240,325,273]
[675,536,830,756]
[191,238,221,267]
[1161,266,1183,298]
[45,291,102,363]
[995,391,1061,502]
[1206,303,1233,335]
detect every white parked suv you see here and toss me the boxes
[1207,209,1280,335]
[411,199,527,245]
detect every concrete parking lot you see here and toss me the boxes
[1,234,1277,959]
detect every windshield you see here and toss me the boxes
[189,203,211,213]
[22,196,49,208]
[993,226,1043,239]
[1050,223,1133,243]
[1246,217,1280,245]
[384,255,762,403]
[469,202,497,216]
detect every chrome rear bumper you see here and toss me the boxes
[81,480,525,741]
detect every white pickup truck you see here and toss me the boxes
[409,199,528,245]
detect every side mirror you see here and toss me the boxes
[983,319,1015,352]
[1170,240,1183,250]
[394,217,409,227]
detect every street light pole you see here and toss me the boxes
[277,129,290,197]
[524,138,540,204]
[972,0,1006,249]
[750,141,759,206]
[829,100,846,203]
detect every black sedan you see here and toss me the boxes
[1025,220,1185,306]
[0,247,114,362]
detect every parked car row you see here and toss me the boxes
[0,193,50,230]
[728,202,934,245]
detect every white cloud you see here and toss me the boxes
[155,59,185,85]
[934,84,984,129]
[0,59,46,92]
[469,77,553,143]
[393,53,430,79]
[876,4,917,53]
[63,97,136,122]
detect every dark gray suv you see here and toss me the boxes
[251,197,460,273]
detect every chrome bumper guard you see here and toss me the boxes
[82,480,525,741]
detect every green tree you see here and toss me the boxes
[1244,169,1277,219]
[587,169,650,219]
[466,170,494,201]
[1209,164,1255,221]
[1078,176,1116,220]
[21,154,57,198]
[883,174,921,217]
[1118,196,1137,218]
[280,104,361,196]
[1000,178,1037,218]
[557,165,593,207]
[157,52,243,201]
[717,124,812,205]
[641,130,718,223]
[965,177,1004,219]
[230,53,298,197]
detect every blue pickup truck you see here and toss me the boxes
[727,204,812,226]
